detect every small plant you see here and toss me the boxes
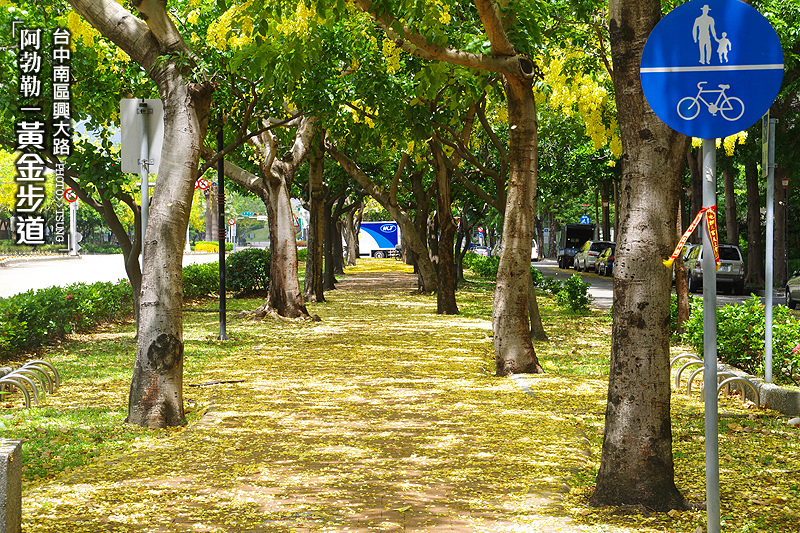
[555,274,592,313]
[226,248,270,296]
[183,262,220,300]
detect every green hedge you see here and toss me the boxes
[0,280,134,356]
[226,248,270,296]
[183,262,220,300]
[681,296,800,385]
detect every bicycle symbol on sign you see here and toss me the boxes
[677,81,745,121]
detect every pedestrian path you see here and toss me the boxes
[21,265,599,532]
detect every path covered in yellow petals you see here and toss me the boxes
[21,260,600,532]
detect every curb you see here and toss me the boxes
[0,254,79,268]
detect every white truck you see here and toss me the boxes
[358,221,401,258]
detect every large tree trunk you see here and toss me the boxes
[590,0,691,511]
[492,74,543,376]
[304,137,325,303]
[255,169,309,319]
[431,142,459,315]
[723,168,739,245]
[745,160,764,285]
[69,0,213,428]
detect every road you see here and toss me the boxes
[0,254,220,298]
[532,259,778,310]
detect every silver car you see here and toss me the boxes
[573,240,614,272]
[684,244,745,294]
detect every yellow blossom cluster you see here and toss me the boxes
[206,0,255,50]
[540,52,621,159]
[66,10,100,49]
[691,131,748,156]
[346,101,376,129]
[273,2,316,40]
[382,38,403,75]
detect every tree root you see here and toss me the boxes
[235,307,321,322]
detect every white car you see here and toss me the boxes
[531,240,539,262]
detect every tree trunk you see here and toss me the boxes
[775,168,787,286]
[255,171,309,319]
[68,0,214,428]
[323,196,337,291]
[590,0,691,511]
[674,200,690,333]
[528,279,547,341]
[431,142,459,314]
[745,160,764,285]
[688,148,702,244]
[601,181,612,241]
[304,137,325,303]
[492,74,543,376]
[723,168,739,245]
[344,201,361,267]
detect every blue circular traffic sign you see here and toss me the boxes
[579,215,591,225]
[640,0,783,139]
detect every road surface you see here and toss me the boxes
[0,253,220,298]
[532,259,778,310]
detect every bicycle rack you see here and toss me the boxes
[671,353,760,407]
[0,360,60,409]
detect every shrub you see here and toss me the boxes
[681,296,800,384]
[183,262,219,300]
[226,248,270,296]
[0,280,134,356]
[193,241,233,252]
[297,248,307,262]
[555,274,592,313]
[531,268,563,296]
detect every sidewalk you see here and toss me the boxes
[21,266,598,532]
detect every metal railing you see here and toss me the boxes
[0,360,60,408]
[670,353,760,407]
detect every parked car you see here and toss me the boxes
[468,244,490,257]
[786,271,800,309]
[573,240,614,272]
[531,239,540,262]
[596,245,615,276]
[684,243,745,294]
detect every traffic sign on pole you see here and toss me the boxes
[579,215,591,225]
[63,188,78,203]
[640,0,783,139]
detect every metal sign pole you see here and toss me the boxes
[217,124,228,341]
[138,100,150,258]
[765,118,776,383]
[702,138,720,533]
[69,201,78,256]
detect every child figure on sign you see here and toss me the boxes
[715,32,731,63]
